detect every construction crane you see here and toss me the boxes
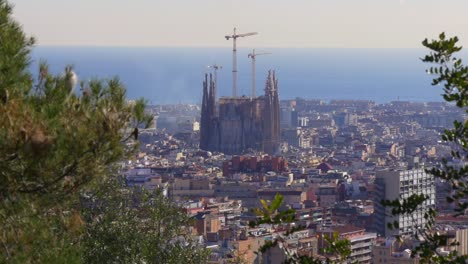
[225,27,258,97]
[248,49,271,99]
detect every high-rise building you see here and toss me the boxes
[280,105,293,128]
[291,108,298,127]
[282,127,302,148]
[298,117,309,127]
[374,167,435,237]
[333,112,358,128]
[200,71,280,155]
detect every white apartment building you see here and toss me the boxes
[374,167,435,237]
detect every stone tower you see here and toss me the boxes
[262,70,280,154]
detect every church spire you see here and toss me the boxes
[200,74,210,150]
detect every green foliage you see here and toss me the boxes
[381,194,429,216]
[285,255,322,264]
[259,240,279,254]
[0,64,151,261]
[251,193,296,226]
[252,194,352,264]
[381,32,468,263]
[284,224,306,236]
[0,1,216,263]
[0,0,34,97]
[81,177,210,264]
[253,193,284,220]
[381,194,432,235]
[422,34,468,216]
[285,231,353,264]
[321,232,352,263]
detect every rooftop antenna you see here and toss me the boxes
[248,49,271,99]
[225,28,258,97]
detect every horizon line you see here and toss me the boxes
[33,44,427,50]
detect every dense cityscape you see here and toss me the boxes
[2,0,468,263]
[123,92,467,263]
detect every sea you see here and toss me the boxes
[30,47,455,105]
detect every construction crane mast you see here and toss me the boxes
[207,64,222,100]
[225,28,258,97]
[248,49,271,99]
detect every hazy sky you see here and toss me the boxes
[10,0,468,48]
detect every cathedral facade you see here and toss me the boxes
[200,71,280,155]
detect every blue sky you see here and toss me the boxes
[10,0,468,48]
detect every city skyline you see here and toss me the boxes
[10,0,468,48]
[2,1,468,262]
